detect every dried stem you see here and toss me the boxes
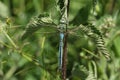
[61,0,69,80]
[62,33,68,80]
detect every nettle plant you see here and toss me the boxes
[20,0,115,79]
[0,0,116,80]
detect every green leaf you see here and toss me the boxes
[71,63,89,79]
[70,5,90,26]
[0,1,9,18]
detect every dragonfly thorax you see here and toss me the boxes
[59,17,67,32]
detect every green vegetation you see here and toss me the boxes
[0,0,120,80]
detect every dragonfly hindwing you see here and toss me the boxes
[21,13,57,40]
[79,24,110,60]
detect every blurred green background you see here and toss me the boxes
[0,0,120,80]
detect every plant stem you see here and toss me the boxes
[2,30,17,48]
[62,33,68,80]
[60,0,69,80]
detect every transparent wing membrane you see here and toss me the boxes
[3,24,83,38]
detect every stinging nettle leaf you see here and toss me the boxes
[70,5,90,26]
[77,24,111,60]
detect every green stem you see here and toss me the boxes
[82,48,99,59]
[2,30,17,48]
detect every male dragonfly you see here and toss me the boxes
[0,12,111,71]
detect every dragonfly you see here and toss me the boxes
[0,11,111,71]
[0,0,111,72]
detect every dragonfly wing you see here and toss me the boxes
[21,13,58,40]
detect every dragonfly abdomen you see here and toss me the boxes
[58,32,64,70]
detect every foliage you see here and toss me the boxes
[0,0,120,80]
